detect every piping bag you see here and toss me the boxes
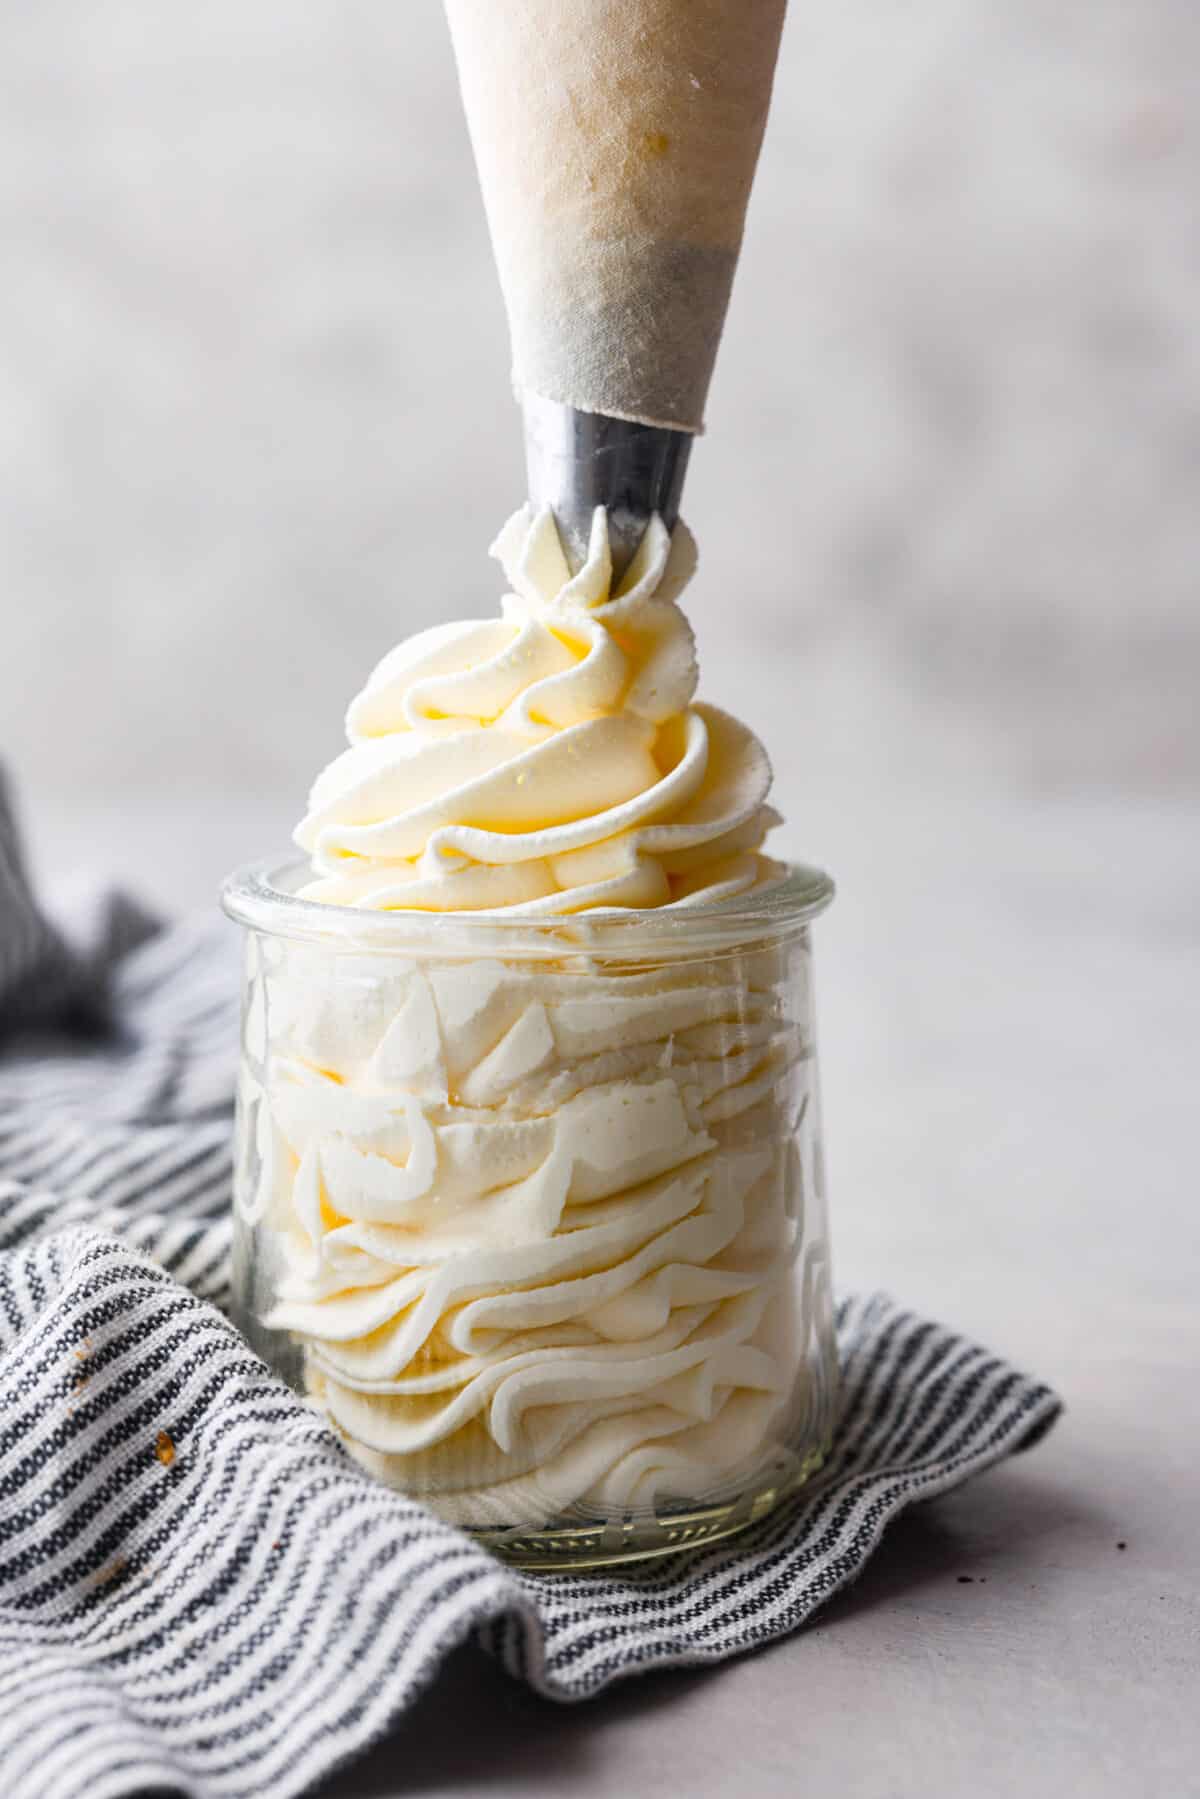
[443,0,788,574]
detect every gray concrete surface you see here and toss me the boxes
[29,776,1198,1799]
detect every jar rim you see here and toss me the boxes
[220,857,834,956]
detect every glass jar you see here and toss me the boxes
[221,862,837,1570]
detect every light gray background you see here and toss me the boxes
[2,4,1198,1796]
[4,0,1199,846]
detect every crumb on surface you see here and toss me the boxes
[155,1430,176,1467]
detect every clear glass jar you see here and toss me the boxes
[221,862,837,1569]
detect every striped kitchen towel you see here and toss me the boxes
[0,776,1061,1799]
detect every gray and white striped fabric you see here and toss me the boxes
[0,778,1061,1799]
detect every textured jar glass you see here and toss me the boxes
[221,862,837,1570]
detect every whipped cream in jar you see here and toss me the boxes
[223,506,837,1567]
[223,868,835,1567]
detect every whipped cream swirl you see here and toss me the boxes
[252,943,822,1526]
[295,506,783,912]
[246,507,828,1533]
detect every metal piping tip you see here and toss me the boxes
[522,393,693,581]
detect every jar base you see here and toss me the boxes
[460,1442,830,1571]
